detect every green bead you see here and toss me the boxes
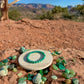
[18,77,27,83]
[69,69,75,76]
[0,62,4,67]
[43,69,48,74]
[39,70,43,76]
[42,77,47,82]
[60,56,64,59]
[12,55,17,60]
[51,75,58,80]
[13,68,17,72]
[52,64,58,70]
[65,69,70,74]
[18,73,23,77]
[3,59,8,63]
[20,47,25,53]
[59,64,65,70]
[72,78,79,84]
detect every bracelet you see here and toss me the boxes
[26,51,46,64]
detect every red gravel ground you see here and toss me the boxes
[0,19,84,84]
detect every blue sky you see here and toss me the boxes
[9,0,84,7]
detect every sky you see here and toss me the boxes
[9,0,84,7]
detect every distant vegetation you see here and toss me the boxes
[0,3,83,22]
[40,5,84,22]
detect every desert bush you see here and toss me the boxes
[8,10,21,20]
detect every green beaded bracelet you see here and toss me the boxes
[26,51,46,63]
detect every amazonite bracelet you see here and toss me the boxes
[27,51,46,63]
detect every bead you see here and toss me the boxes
[42,77,47,82]
[40,81,45,84]
[9,64,15,70]
[51,75,58,80]
[54,51,61,55]
[52,64,58,70]
[28,74,34,81]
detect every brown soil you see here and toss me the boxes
[0,19,84,84]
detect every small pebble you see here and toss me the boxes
[65,79,72,84]
[51,75,58,80]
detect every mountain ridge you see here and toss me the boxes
[13,3,55,10]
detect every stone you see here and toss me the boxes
[0,66,8,76]
[32,73,42,84]
[62,72,73,79]
[18,81,27,84]
[39,70,43,76]
[65,69,70,74]
[54,51,61,55]
[2,59,8,63]
[51,75,58,80]
[59,63,65,70]
[18,77,27,83]
[65,79,72,84]
[0,62,4,67]
[13,68,17,72]
[12,55,17,60]
[40,81,45,84]
[8,56,12,60]
[42,77,47,82]
[9,64,15,70]
[43,69,48,74]
[72,78,79,84]
[28,74,34,81]
[52,64,58,70]
[69,69,75,76]
[18,73,23,77]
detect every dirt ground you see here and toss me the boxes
[0,19,84,84]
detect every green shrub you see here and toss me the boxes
[8,10,21,21]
